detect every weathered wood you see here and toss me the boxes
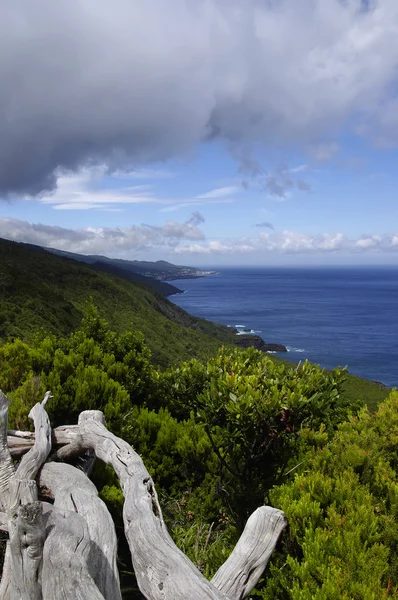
[77,410,229,600]
[6,394,54,600]
[9,502,44,600]
[39,462,121,600]
[41,503,105,600]
[7,424,81,459]
[0,391,16,600]
[15,393,52,482]
[0,512,7,532]
[1,398,288,600]
[211,506,287,599]
[0,392,15,511]
[0,542,12,600]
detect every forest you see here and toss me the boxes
[0,301,396,599]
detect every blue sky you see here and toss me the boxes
[1,0,398,266]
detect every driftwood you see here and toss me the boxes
[0,391,287,599]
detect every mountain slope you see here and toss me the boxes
[0,238,390,407]
[0,238,235,367]
[46,247,214,280]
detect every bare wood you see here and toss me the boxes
[1,399,288,600]
[6,437,33,459]
[0,392,15,511]
[7,425,82,459]
[7,393,53,600]
[39,462,122,600]
[16,393,52,481]
[211,506,288,599]
[41,503,105,600]
[0,543,12,600]
[78,411,229,600]
[0,511,7,532]
[9,502,45,600]
[38,461,98,498]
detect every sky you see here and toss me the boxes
[1,0,398,266]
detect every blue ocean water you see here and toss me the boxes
[170,267,398,388]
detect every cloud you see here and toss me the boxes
[308,142,341,162]
[240,160,313,199]
[28,169,240,211]
[1,1,398,197]
[35,168,162,211]
[355,235,382,249]
[176,230,398,255]
[143,213,205,241]
[0,215,205,255]
[2,216,397,257]
[197,186,241,199]
[186,211,205,227]
[253,222,274,230]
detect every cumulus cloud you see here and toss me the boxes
[2,217,397,257]
[176,230,398,255]
[0,215,205,256]
[1,0,398,197]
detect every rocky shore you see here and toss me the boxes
[234,335,287,353]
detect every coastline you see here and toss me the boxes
[168,268,397,389]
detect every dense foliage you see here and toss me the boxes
[262,392,398,599]
[0,305,396,598]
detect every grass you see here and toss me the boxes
[341,373,391,412]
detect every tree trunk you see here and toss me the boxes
[0,392,287,599]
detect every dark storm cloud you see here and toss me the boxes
[1,1,398,197]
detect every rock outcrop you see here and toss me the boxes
[235,335,288,353]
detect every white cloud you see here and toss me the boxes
[355,235,382,248]
[35,169,159,211]
[0,215,205,256]
[197,186,241,199]
[2,217,398,257]
[31,169,241,211]
[176,230,398,255]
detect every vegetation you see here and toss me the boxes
[47,246,210,279]
[0,238,396,597]
[0,238,236,367]
[0,303,396,598]
[0,237,389,404]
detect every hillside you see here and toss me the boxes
[46,247,215,280]
[0,238,390,407]
[0,238,235,367]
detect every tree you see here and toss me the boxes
[0,389,287,599]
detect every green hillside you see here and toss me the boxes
[0,238,235,367]
[46,247,212,280]
[0,238,391,406]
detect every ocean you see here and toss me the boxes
[170,267,398,388]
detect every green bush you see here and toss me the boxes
[170,347,359,526]
[260,391,398,599]
[1,303,155,432]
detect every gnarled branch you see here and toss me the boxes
[0,398,287,600]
